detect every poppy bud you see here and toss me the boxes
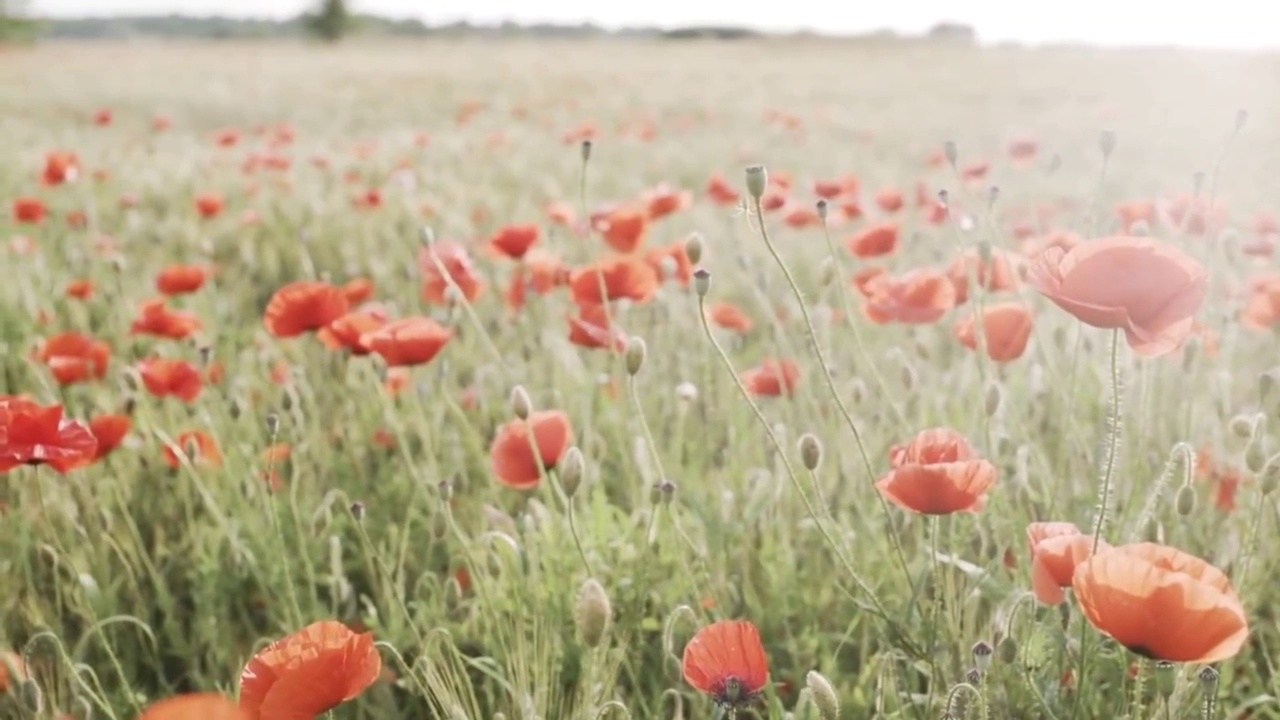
[675,381,698,402]
[1246,437,1266,473]
[815,198,828,221]
[1235,108,1249,133]
[652,479,676,505]
[1154,660,1177,699]
[624,336,647,376]
[937,188,949,208]
[972,641,993,673]
[818,257,837,287]
[798,433,823,471]
[575,578,611,648]
[1199,665,1219,692]
[998,636,1017,664]
[580,139,592,162]
[420,225,436,246]
[1098,130,1116,157]
[18,679,42,714]
[1230,414,1254,439]
[510,385,532,420]
[198,344,213,368]
[693,268,711,298]
[984,382,1001,417]
[1175,484,1196,516]
[685,232,704,265]
[123,395,136,416]
[228,397,243,420]
[350,501,366,522]
[266,412,280,437]
[111,255,127,274]
[943,140,958,167]
[559,446,584,498]
[849,378,867,405]
[437,479,454,503]
[976,240,993,265]
[965,667,981,685]
[744,165,767,200]
[805,671,839,720]
[1259,368,1280,402]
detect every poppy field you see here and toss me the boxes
[4,38,1280,719]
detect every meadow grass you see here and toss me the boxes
[2,37,1280,719]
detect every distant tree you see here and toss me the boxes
[927,22,976,44]
[0,0,40,44]
[303,0,351,43]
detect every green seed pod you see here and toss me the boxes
[998,636,1018,664]
[1175,484,1197,516]
[972,641,994,673]
[559,447,584,498]
[805,671,839,720]
[1154,660,1177,699]
[624,336,647,376]
[744,165,767,200]
[510,385,532,420]
[693,269,711,298]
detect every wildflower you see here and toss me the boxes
[0,398,97,474]
[1027,522,1105,605]
[490,410,573,490]
[264,281,350,338]
[875,428,997,514]
[683,620,770,709]
[239,621,381,720]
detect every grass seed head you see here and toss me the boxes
[805,670,839,720]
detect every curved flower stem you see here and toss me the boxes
[750,196,914,594]
[1090,328,1124,553]
[522,422,593,577]
[924,517,943,715]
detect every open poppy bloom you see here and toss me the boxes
[13,197,47,225]
[360,316,452,367]
[682,620,770,708]
[156,264,211,296]
[264,281,350,338]
[847,223,899,259]
[140,693,247,720]
[195,193,225,219]
[707,302,753,334]
[1072,543,1248,663]
[318,306,389,355]
[596,206,649,254]
[861,268,956,325]
[569,304,626,352]
[35,332,111,385]
[952,303,1034,362]
[1028,236,1208,358]
[490,223,540,260]
[131,298,204,340]
[1027,522,1105,605]
[741,359,800,397]
[239,620,381,720]
[138,358,205,403]
[420,241,486,306]
[644,184,692,221]
[947,249,1020,304]
[0,398,98,474]
[706,174,740,206]
[163,431,222,469]
[876,428,997,515]
[89,414,132,462]
[490,410,573,490]
[569,257,659,306]
[43,151,81,186]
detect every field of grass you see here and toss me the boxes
[3,37,1280,720]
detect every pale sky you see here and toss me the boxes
[30,0,1280,50]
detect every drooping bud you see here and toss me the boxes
[815,199,829,221]
[984,382,1001,417]
[987,185,1000,209]
[580,140,592,162]
[559,446,584,498]
[1154,660,1177,699]
[744,165,767,200]
[805,671,839,720]
[510,385,532,420]
[1175,484,1196,516]
[266,412,281,437]
[575,578,612,648]
[350,501,366,522]
[684,233,704,265]
[972,641,994,673]
[998,636,1017,664]
[1098,130,1116,158]
[1259,368,1280,401]
[693,268,711,298]
[437,479,454,503]
[1230,414,1254,438]
[18,679,43,714]
[653,479,676,505]
[798,433,823,471]
[624,336,647,376]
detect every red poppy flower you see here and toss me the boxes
[163,430,222,469]
[741,358,800,397]
[707,303,753,334]
[1027,522,1105,605]
[644,184,692,221]
[341,278,375,305]
[875,188,904,213]
[156,264,210,296]
[490,410,573,490]
[847,223,899,259]
[264,281,350,338]
[490,224,541,260]
[35,332,111,385]
[952,303,1034,363]
[43,151,80,186]
[0,399,98,474]
[568,304,626,351]
[682,620,770,708]
[239,621,381,720]
[947,249,1020,304]
[13,197,46,225]
[93,108,113,126]
[861,268,956,325]
[419,241,486,306]
[569,257,659,306]
[138,358,205,403]
[140,693,247,720]
[195,193,224,219]
[361,317,453,367]
[706,174,740,206]
[65,278,95,300]
[875,428,997,515]
[596,206,649,254]
[318,306,389,355]
[131,298,203,340]
[89,414,132,461]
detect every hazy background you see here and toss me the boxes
[27,0,1280,49]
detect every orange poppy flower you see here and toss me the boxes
[131,298,203,340]
[420,241,486,306]
[13,197,46,225]
[490,410,573,490]
[43,151,80,186]
[706,174,740,206]
[952,303,1034,362]
[1072,543,1248,663]
[947,249,1019,304]
[318,306,389,355]
[156,264,210,296]
[645,184,692,221]
[1115,200,1158,233]
[89,414,131,461]
[861,268,956,325]
[239,621,380,720]
[875,188,904,213]
[163,430,221,469]
[0,398,98,474]
[1028,236,1208,358]
[1196,447,1246,513]
[783,205,822,228]
[875,428,997,515]
[1242,273,1280,331]
[140,694,245,720]
[264,281,350,338]
[961,161,990,181]
[1020,230,1081,258]
[568,304,625,351]
[490,223,540,260]
[341,278,375,305]
[760,191,788,212]
[1027,522,1105,605]
[741,358,800,397]
[847,223,899,259]
[360,317,452,367]
[682,620,770,708]
[195,193,224,219]
[138,358,205,403]
[36,332,111,385]
[545,201,577,227]
[0,651,26,691]
[707,302,753,333]
[597,206,649,254]
[65,278,95,300]
[814,178,855,200]
[645,242,693,287]
[570,257,659,306]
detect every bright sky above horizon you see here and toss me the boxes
[28,0,1280,50]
